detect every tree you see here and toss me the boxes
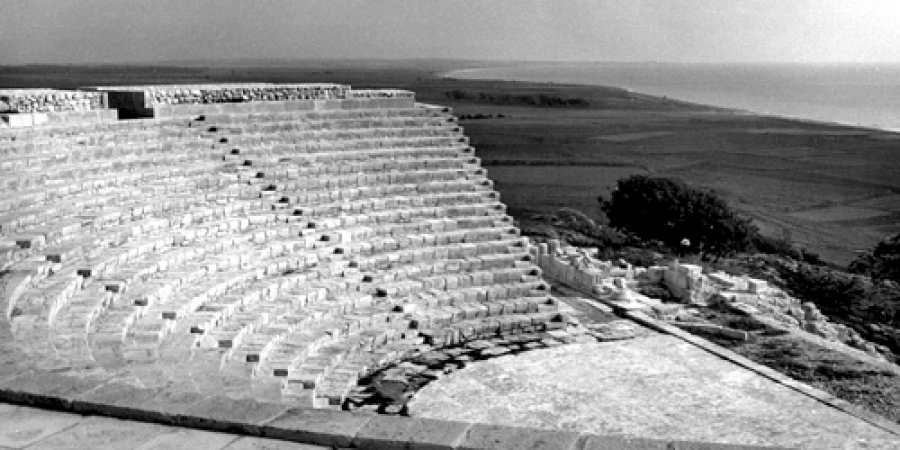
[849,233,900,281]
[599,175,756,259]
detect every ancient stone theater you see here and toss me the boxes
[0,84,563,408]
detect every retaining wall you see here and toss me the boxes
[0,89,106,113]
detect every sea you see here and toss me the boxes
[444,63,900,133]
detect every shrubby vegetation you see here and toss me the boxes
[458,113,506,120]
[598,175,756,260]
[514,174,900,359]
[849,233,900,282]
[445,90,589,108]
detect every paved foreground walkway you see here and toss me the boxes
[0,403,326,450]
[408,333,900,449]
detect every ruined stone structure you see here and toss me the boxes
[0,84,564,408]
[535,240,891,358]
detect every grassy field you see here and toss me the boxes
[691,307,900,423]
[2,60,899,265]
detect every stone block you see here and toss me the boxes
[78,384,208,424]
[581,435,668,449]
[182,396,289,435]
[0,371,107,410]
[263,407,372,448]
[668,441,792,450]
[353,415,472,450]
[0,403,86,449]
[24,416,165,450]
[458,424,582,450]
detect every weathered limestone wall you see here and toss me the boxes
[531,240,609,293]
[95,84,415,118]
[531,240,891,357]
[96,83,350,106]
[0,89,106,113]
[0,110,119,128]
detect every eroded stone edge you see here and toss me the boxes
[0,366,797,449]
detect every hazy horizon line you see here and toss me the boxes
[3,58,900,69]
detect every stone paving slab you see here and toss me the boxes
[458,423,582,450]
[24,416,166,450]
[134,428,240,450]
[222,436,329,450]
[353,415,471,449]
[407,334,900,449]
[0,403,82,449]
[0,403,332,450]
[262,407,372,448]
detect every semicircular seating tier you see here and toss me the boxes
[0,84,566,409]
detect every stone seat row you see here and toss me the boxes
[1,163,500,274]
[232,142,472,165]
[0,180,233,261]
[24,207,523,340]
[0,173,253,241]
[277,181,491,210]
[6,186,505,283]
[248,159,480,187]
[63,237,540,370]
[217,129,467,150]
[103,220,523,321]
[0,121,211,153]
[0,164,227,216]
[0,121,209,155]
[206,122,461,140]
[1,137,478,233]
[230,288,554,369]
[0,145,220,192]
[0,136,217,171]
[272,308,563,406]
[256,163,482,194]
[206,112,454,129]
[199,106,450,126]
[31,232,552,404]
[263,167,479,195]
[64,211,526,328]
[0,173,234,269]
[204,115,456,134]
[2,191,269,282]
[241,157,475,184]
[265,170,485,198]
[162,258,543,355]
[108,260,552,400]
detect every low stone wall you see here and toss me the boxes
[96,83,350,106]
[530,240,610,293]
[0,109,119,128]
[150,97,416,118]
[348,89,415,99]
[93,84,416,118]
[529,240,892,359]
[0,89,106,113]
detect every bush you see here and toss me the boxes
[752,234,797,257]
[849,233,900,281]
[775,261,867,316]
[599,175,756,259]
[553,208,600,237]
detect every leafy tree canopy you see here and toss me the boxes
[599,175,756,258]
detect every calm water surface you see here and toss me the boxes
[446,63,900,132]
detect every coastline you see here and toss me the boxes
[440,65,900,135]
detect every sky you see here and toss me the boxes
[2,0,900,64]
